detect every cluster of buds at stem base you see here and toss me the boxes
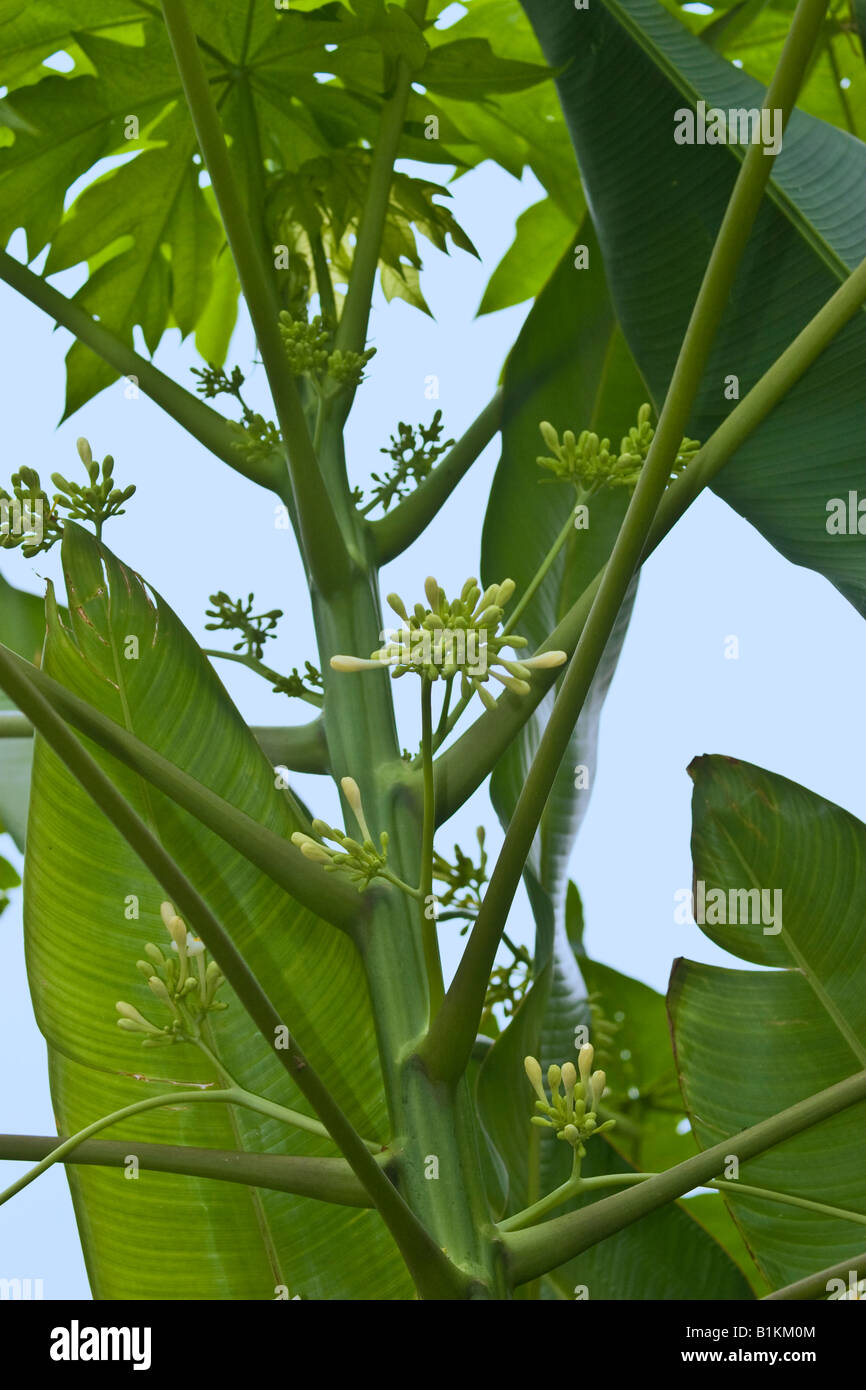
[115,903,226,1047]
[524,1045,615,1157]
[291,778,390,892]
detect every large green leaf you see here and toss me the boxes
[668,755,866,1291]
[0,1,499,412]
[522,0,866,614]
[0,571,44,848]
[25,523,410,1299]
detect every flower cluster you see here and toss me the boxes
[204,591,282,662]
[432,826,488,922]
[278,311,375,387]
[524,1044,615,1156]
[358,412,455,515]
[115,903,226,1048]
[330,576,567,712]
[291,778,390,892]
[1,439,134,556]
[537,405,700,495]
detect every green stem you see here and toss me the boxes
[310,231,338,325]
[0,642,355,929]
[504,1168,866,1232]
[0,713,31,738]
[201,648,324,707]
[0,641,461,1298]
[421,678,445,1012]
[0,1088,250,1206]
[0,251,282,492]
[709,1177,866,1226]
[433,252,866,825]
[763,1251,866,1301]
[160,0,351,596]
[373,390,503,563]
[0,1081,379,1207]
[0,1133,382,1207]
[252,721,329,775]
[498,1150,582,1232]
[501,499,584,638]
[334,55,418,363]
[503,1070,866,1287]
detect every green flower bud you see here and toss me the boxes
[524,1055,547,1104]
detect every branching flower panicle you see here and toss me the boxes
[432,826,488,922]
[330,575,567,712]
[357,412,455,515]
[537,405,700,495]
[205,591,282,662]
[524,1044,615,1156]
[115,903,227,1048]
[192,363,282,469]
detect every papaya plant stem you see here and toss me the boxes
[0,1133,382,1207]
[503,1168,866,1235]
[201,648,324,707]
[0,643,466,1299]
[708,1178,866,1226]
[501,495,587,637]
[763,1251,866,1301]
[372,389,504,562]
[421,678,445,1011]
[160,0,351,597]
[334,0,426,364]
[498,1148,582,1232]
[0,250,281,490]
[0,1088,247,1207]
[0,1083,379,1207]
[0,713,31,737]
[434,252,866,825]
[0,643,356,929]
[503,1069,866,1286]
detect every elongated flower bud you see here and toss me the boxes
[522,650,568,670]
[330,654,383,672]
[578,1042,594,1086]
[160,901,177,928]
[548,1063,562,1097]
[524,1055,547,1104]
[590,1070,606,1108]
[76,437,93,467]
[341,776,372,843]
[561,1061,577,1111]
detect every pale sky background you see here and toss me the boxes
[1,123,865,1295]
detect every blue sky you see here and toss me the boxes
[1,152,864,1297]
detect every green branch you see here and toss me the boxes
[334,14,424,363]
[763,1251,866,1301]
[0,250,284,493]
[0,641,464,1299]
[0,1133,378,1208]
[502,1070,866,1287]
[0,709,329,776]
[202,648,324,707]
[420,0,830,1084]
[0,712,32,738]
[372,391,504,562]
[432,245,866,830]
[160,0,352,596]
[253,721,329,775]
[0,643,358,932]
[420,679,444,1011]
